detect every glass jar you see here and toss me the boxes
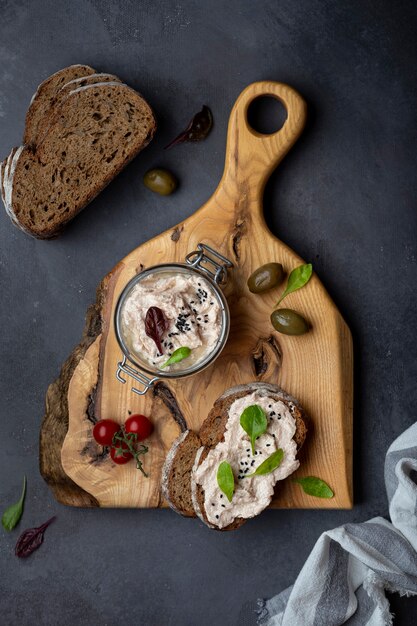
[114,243,233,395]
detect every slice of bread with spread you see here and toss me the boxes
[24,64,96,146]
[162,382,308,530]
[2,75,156,238]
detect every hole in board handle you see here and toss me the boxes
[246,95,287,136]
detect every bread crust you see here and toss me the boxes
[161,430,201,517]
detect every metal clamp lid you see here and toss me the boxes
[116,356,160,396]
[185,243,233,285]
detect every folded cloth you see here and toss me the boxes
[257,422,417,626]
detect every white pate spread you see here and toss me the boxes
[194,392,299,528]
[120,271,222,371]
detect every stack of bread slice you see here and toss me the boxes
[162,382,308,531]
[0,64,156,238]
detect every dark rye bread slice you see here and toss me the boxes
[9,82,156,238]
[24,64,96,146]
[161,430,201,517]
[35,73,122,145]
[191,382,309,531]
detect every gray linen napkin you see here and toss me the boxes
[257,422,417,625]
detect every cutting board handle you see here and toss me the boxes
[213,81,307,212]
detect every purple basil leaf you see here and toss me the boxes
[15,516,56,558]
[145,307,168,354]
[165,106,213,149]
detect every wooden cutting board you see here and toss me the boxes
[40,81,353,510]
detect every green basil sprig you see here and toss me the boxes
[161,346,191,368]
[217,461,235,502]
[245,449,284,477]
[2,475,27,531]
[276,264,313,306]
[240,405,267,454]
[293,476,334,498]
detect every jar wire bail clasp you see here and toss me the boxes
[185,243,233,285]
[116,355,160,396]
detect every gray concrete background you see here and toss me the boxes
[0,1,416,624]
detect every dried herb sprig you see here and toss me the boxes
[112,430,149,477]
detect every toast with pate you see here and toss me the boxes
[161,382,308,530]
[1,68,156,238]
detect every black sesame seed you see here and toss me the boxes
[211,503,215,506]
[268,405,272,408]
[266,443,271,447]
[221,504,226,508]
[220,494,223,498]
[215,515,219,519]
[251,460,255,466]
[246,449,250,452]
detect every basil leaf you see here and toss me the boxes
[293,476,334,498]
[161,346,191,368]
[15,516,56,558]
[145,306,169,354]
[276,263,313,306]
[217,461,235,502]
[240,405,267,454]
[2,475,26,531]
[246,449,284,477]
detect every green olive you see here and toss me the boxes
[143,168,177,195]
[270,308,310,335]
[247,263,284,293]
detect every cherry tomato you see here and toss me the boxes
[110,441,133,465]
[93,419,120,446]
[125,414,154,441]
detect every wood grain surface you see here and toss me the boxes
[40,81,353,509]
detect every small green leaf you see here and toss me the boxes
[2,475,26,531]
[240,405,268,454]
[245,449,284,477]
[161,347,192,368]
[293,476,334,498]
[217,461,235,502]
[276,263,313,306]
